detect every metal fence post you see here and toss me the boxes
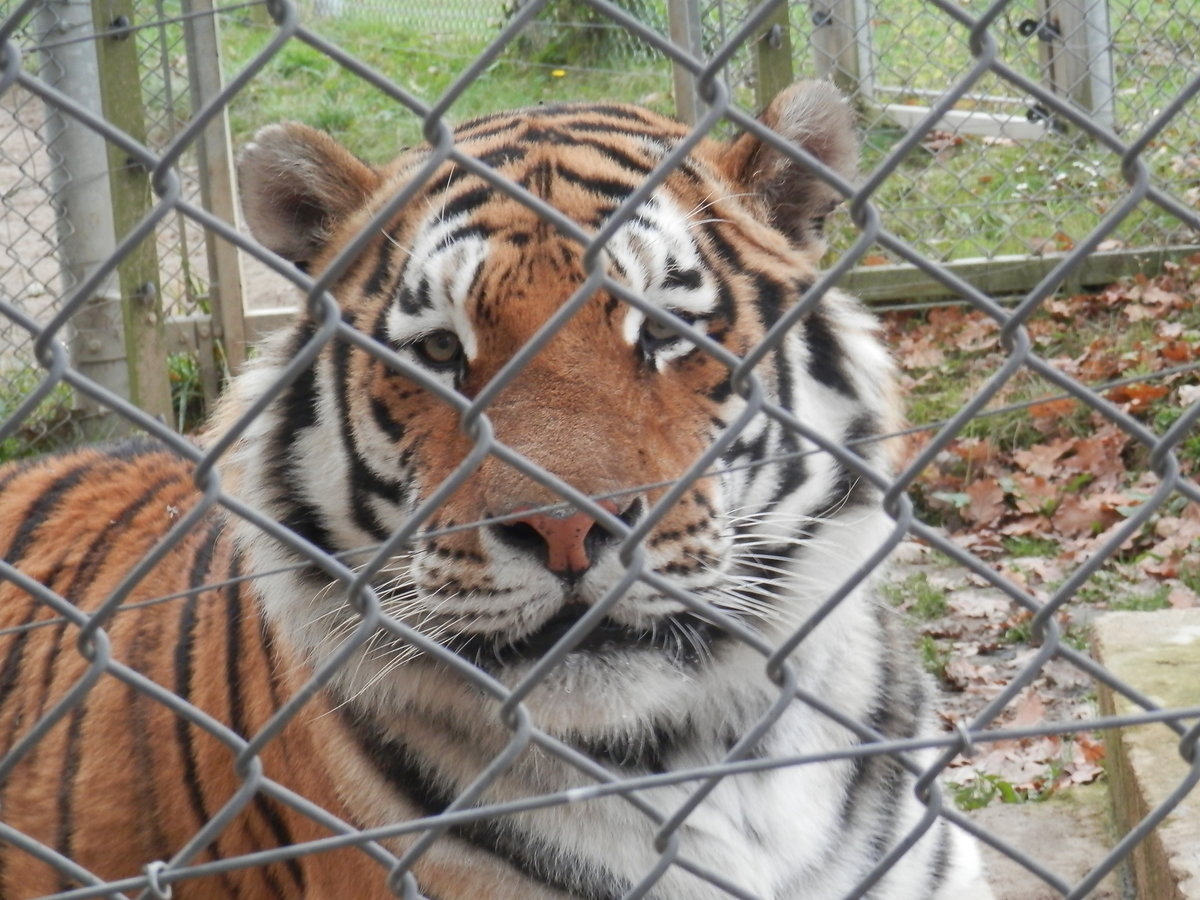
[183,0,249,384]
[33,0,129,437]
[809,0,874,100]
[1035,0,1116,132]
[667,0,703,124]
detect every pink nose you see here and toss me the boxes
[507,500,620,576]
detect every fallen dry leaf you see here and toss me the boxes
[1169,586,1200,609]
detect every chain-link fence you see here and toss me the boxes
[2,0,1197,456]
[1,0,1199,897]
[702,0,1200,275]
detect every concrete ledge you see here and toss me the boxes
[1092,610,1200,900]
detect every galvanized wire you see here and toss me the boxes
[0,0,1198,897]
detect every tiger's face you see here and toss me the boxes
[228,82,895,735]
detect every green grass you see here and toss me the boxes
[883,571,950,620]
[918,634,953,683]
[167,353,208,435]
[0,371,79,465]
[1181,564,1200,596]
[1002,536,1061,558]
[216,3,1195,263]
[219,13,674,162]
[1108,585,1172,612]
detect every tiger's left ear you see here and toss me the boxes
[719,80,857,255]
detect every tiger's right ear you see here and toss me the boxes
[238,123,380,269]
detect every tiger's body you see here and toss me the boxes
[0,83,990,898]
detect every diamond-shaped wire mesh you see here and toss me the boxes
[133,0,213,320]
[0,0,1197,898]
[702,0,1198,263]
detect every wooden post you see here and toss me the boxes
[1036,0,1116,132]
[92,0,173,423]
[809,0,874,100]
[183,0,249,381]
[753,0,793,111]
[667,0,704,124]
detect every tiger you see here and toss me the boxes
[0,80,992,898]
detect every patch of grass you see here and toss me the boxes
[1152,403,1200,472]
[219,13,674,161]
[1062,623,1091,652]
[167,353,207,434]
[883,571,949,619]
[1000,616,1035,645]
[1181,563,1200,595]
[1069,570,1173,612]
[1108,585,1172,612]
[1002,535,1060,558]
[217,4,1195,264]
[918,634,952,683]
[951,773,1040,811]
[0,371,79,465]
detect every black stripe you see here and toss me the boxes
[454,115,523,142]
[753,272,788,327]
[127,625,173,868]
[170,615,206,814]
[768,454,808,507]
[4,467,184,746]
[804,308,856,397]
[713,274,737,330]
[60,471,183,602]
[569,723,677,774]
[398,275,433,315]
[432,224,490,254]
[370,396,407,442]
[2,458,94,563]
[331,338,402,542]
[438,185,493,222]
[0,605,39,746]
[536,103,659,127]
[926,822,953,891]
[279,498,340,558]
[224,559,305,896]
[268,324,342,557]
[173,527,243,896]
[662,261,702,291]
[258,612,289,720]
[55,704,87,891]
[225,556,249,740]
[700,222,745,269]
[567,136,654,175]
[0,457,33,493]
[341,712,630,900]
[553,165,636,201]
[364,232,396,298]
[476,144,528,170]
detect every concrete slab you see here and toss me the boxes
[1092,609,1200,900]
[969,783,1128,899]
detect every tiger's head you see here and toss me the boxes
[223,81,899,740]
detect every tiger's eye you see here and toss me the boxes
[641,317,679,343]
[415,331,463,366]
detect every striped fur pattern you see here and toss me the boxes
[0,82,991,898]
